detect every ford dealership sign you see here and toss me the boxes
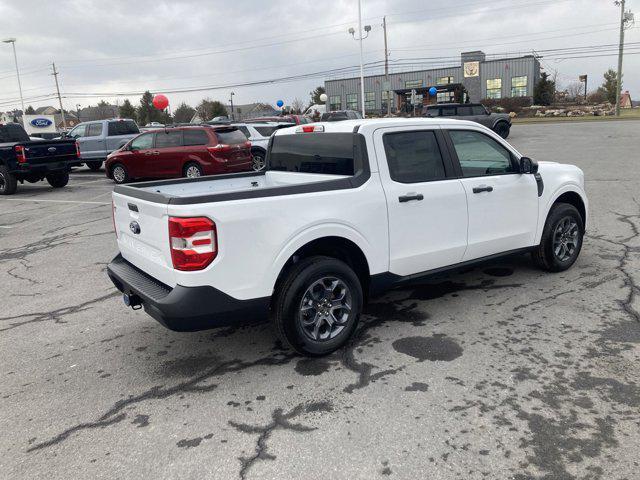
[30,117,53,128]
[22,114,57,135]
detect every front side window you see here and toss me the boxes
[346,94,358,110]
[329,95,341,111]
[449,130,514,177]
[68,124,86,139]
[472,105,487,115]
[486,78,502,99]
[365,92,375,111]
[383,131,446,183]
[155,131,182,148]
[130,133,153,150]
[511,76,527,97]
[87,123,103,136]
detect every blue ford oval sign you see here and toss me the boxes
[30,118,53,128]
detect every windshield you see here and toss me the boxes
[269,133,357,175]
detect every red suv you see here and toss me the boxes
[105,126,252,184]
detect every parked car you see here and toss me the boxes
[232,122,294,171]
[0,122,79,195]
[245,115,311,125]
[64,119,140,171]
[425,103,512,138]
[107,118,587,356]
[320,110,363,122]
[105,125,252,184]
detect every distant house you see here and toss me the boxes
[35,106,58,115]
[620,90,632,109]
[78,104,119,122]
[54,112,79,130]
[228,103,277,120]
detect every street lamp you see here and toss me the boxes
[348,0,371,117]
[2,37,25,114]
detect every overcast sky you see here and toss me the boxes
[0,0,638,113]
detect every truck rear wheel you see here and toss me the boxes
[0,165,18,195]
[46,171,69,188]
[272,256,363,356]
[494,122,510,139]
[87,160,103,171]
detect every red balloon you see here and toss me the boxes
[152,94,169,110]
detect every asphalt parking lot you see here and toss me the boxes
[1,120,639,480]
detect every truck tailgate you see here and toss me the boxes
[113,192,176,287]
[22,140,77,166]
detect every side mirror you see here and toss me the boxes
[519,156,538,174]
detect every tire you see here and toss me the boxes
[0,165,18,195]
[494,122,510,139]
[183,162,203,178]
[111,163,129,184]
[272,256,363,356]
[46,171,69,188]
[251,150,266,171]
[532,203,584,272]
[87,160,103,171]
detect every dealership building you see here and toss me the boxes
[324,51,541,115]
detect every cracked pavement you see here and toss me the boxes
[1,121,639,479]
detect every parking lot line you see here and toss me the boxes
[0,198,110,205]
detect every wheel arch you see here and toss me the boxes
[271,233,373,301]
[536,185,588,243]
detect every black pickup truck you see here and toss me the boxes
[0,123,79,195]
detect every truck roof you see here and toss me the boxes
[273,117,482,136]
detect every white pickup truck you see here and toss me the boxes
[107,119,587,356]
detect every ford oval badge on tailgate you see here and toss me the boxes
[129,221,141,235]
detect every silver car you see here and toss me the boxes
[64,119,140,171]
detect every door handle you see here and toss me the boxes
[472,185,494,194]
[398,193,424,203]
[152,150,160,155]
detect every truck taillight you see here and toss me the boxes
[168,216,217,271]
[14,145,26,163]
[111,200,118,238]
[75,141,81,159]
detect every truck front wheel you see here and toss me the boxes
[532,203,584,272]
[46,171,69,188]
[272,256,363,356]
[0,165,18,195]
[494,122,510,139]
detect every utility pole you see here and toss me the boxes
[357,0,365,117]
[614,0,634,116]
[230,91,235,120]
[383,16,391,116]
[615,0,625,116]
[51,62,67,130]
[2,39,24,113]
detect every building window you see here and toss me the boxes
[486,78,502,99]
[346,93,358,110]
[365,92,375,111]
[437,76,454,85]
[511,76,528,97]
[436,91,454,103]
[405,79,423,89]
[329,95,341,111]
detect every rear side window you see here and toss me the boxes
[155,131,182,148]
[0,124,30,143]
[269,133,356,175]
[87,123,103,136]
[108,120,139,136]
[425,108,440,117]
[383,131,446,183]
[215,128,246,145]
[254,126,278,137]
[183,129,209,146]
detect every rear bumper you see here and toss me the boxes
[107,254,269,331]
[13,161,71,175]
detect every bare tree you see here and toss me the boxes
[291,98,305,114]
[564,82,584,101]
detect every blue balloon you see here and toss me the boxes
[276,100,284,107]
[428,87,437,96]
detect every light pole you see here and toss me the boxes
[230,91,235,120]
[348,0,371,117]
[2,38,25,114]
